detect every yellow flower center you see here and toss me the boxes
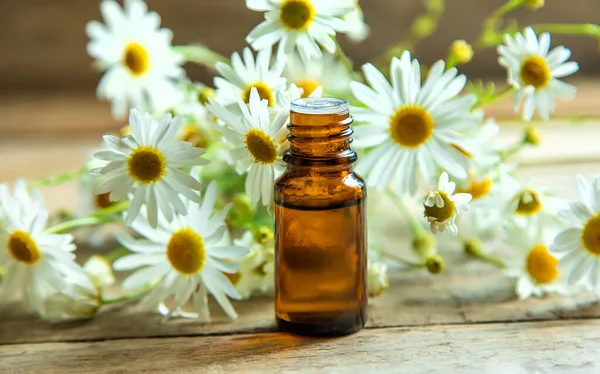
[280,0,315,30]
[166,228,206,275]
[225,271,242,285]
[526,244,559,284]
[582,214,600,256]
[390,105,434,148]
[127,146,167,184]
[198,87,216,105]
[423,191,455,223]
[460,177,492,201]
[7,230,40,265]
[245,129,277,164]
[515,189,543,216]
[123,42,150,76]
[242,82,275,107]
[520,55,551,89]
[179,124,208,148]
[95,192,116,209]
[295,78,321,97]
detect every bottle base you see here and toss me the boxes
[276,312,366,337]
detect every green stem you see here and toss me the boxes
[44,201,129,234]
[173,45,230,70]
[380,249,426,268]
[334,39,359,80]
[30,168,86,189]
[501,140,527,161]
[386,189,422,235]
[473,0,526,50]
[373,0,445,70]
[445,54,457,70]
[475,252,506,269]
[473,85,515,109]
[531,23,600,38]
[100,281,155,305]
[104,247,131,263]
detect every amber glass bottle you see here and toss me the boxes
[273,97,367,337]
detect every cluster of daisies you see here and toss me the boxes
[0,0,595,324]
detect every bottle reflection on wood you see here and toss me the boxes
[274,98,367,337]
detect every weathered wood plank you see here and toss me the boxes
[1,320,599,373]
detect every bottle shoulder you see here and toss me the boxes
[274,170,366,207]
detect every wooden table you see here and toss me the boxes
[1,90,600,373]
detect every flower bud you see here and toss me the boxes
[368,262,389,297]
[412,229,437,260]
[84,255,116,289]
[463,237,482,257]
[120,125,132,137]
[449,40,473,65]
[525,0,544,10]
[253,226,274,245]
[425,254,445,274]
[412,16,435,37]
[523,125,541,145]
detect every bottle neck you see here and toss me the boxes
[284,109,357,169]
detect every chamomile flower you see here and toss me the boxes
[214,47,287,109]
[549,175,600,293]
[283,52,352,97]
[37,266,100,322]
[0,180,85,315]
[344,1,369,42]
[506,185,565,229]
[172,82,216,149]
[455,117,502,173]
[423,172,472,235]
[229,228,276,299]
[351,51,480,196]
[113,181,249,320]
[367,261,388,297]
[245,0,354,62]
[504,225,565,299]
[207,88,289,207]
[86,0,185,118]
[92,108,208,228]
[497,27,579,121]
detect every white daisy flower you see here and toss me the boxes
[206,88,289,208]
[423,172,472,235]
[86,0,185,118]
[367,261,388,297]
[505,225,565,300]
[92,108,208,228]
[37,266,100,323]
[172,82,217,149]
[344,1,369,42]
[245,0,354,62]
[454,117,502,173]
[214,47,287,109]
[497,27,579,121]
[549,175,600,293]
[229,228,276,299]
[283,52,352,97]
[113,181,249,320]
[351,51,480,196]
[506,184,566,229]
[83,255,116,289]
[0,180,87,314]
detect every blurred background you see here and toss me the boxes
[0,0,599,205]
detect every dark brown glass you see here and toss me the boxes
[274,98,367,337]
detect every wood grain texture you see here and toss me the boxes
[1,320,599,373]
[0,0,599,93]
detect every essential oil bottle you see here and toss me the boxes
[274,97,367,337]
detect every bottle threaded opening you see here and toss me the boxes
[291,97,348,115]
